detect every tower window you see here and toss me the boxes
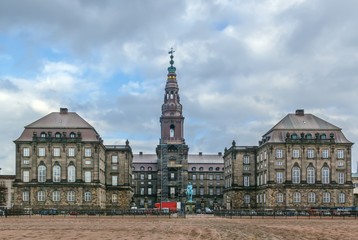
[170,125,175,138]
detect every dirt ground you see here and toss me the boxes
[1,215,358,240]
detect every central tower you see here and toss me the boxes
[160,49,185,144]
[156,49,189,203]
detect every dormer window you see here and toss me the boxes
[40,132,46,138]
[70,132,76,138]
[55,132,61,138]
[321,134,326,139]
[291,134,297,139]
[192,167,196,171]
[199,167,204,171]
[306,134,312,139]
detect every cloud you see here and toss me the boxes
[1,0,358,174]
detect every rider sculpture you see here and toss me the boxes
[186,182,193,202]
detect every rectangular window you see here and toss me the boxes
[23,147,30,157]
[192,174,197,180]
[53,147,60,157]
[209,188,213,196]
[193,188,197,195]
[209,174,213,180]
[84,192,91,202]
[338,172,344,184]
[140,188,144,195]
[244,194,250,204]
[112,155,118,163]
[68,148,75,157]
[339,193,345,203]
[85,148,91,157]
[112,166,117,170]
[293,149,299,158]
[39,147,46,157]
[276,149,282,158]
[23,160,30,165]
[170,173,175,180]
[216,174,220,180]
[112,175,118,186]
[199,188,204,196]
[244,166,250,170]
[23,191,29,201]
[23,171,30,182]
[337,150,344,159]
[323,192,330,203]
[200,174,204,180]
[38,191,45,201]
[244,156,250,164]
[170,187,175,195]
[277,172,283,184]
[277,193,283,203]
[307,149,314,158]
[308,192,315,203]
[85,160,91,165]
[244,176,250,187]
[338,161,344,167]
[148,188,152,195]
[264,151,267,159]
[293,192,301,203]
[148,174,152,180]
[85,171,91,183]
[112,194,118,203]
[67,191,75,202]
[140,174,144,180]
[322,149,329,159]
[216,188,220,195]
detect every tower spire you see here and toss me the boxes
[168,47,176,73]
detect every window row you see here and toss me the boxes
[276,149,345,159]
[23,147,92,157]
[252,192,346,204]
[22,167,92,183]
[38,132,77,139]
[191,174,222,181]
[22,190,92,202]
[191,167,222,172]
[288,167,344,184]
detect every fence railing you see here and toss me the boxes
[0,207,186,218]
[214,208,358,219]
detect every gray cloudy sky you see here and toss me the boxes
[0,0,358,174]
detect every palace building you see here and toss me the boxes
[11,51,354,211]
[224,109,354,210]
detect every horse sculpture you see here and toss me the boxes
[186,182,193,202]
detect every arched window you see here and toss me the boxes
[55,132,61,138]
[53,165,61,182]
[70,132,76,138]
[216,167,220,171]
[322,167,329,184]
[293,192,301,203]
[244,194,250,204]
[170,125,175,138]
[339,193,345,203]
[38,165,46,182]
[192,167,196,171]
[292,167,300,184]
[53,191,60,201]
[199,167,204,171]
[306,134,312,139]
[209,167,213,171]
[308,192,316,203]
[140,166,145,171]
[68,165,75,183]
[323,192,330,203]
[321,134,326,139]
[148,167,152,171]
[40,132,46,138]
[307,167,315,184]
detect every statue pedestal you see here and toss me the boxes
[185,201,196,214]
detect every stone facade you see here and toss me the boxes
[0,175,15,209]
[13,108,133,210]
[224,109,354,210]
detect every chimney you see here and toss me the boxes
[139,152,143,156]
[199,152,202,156]
[218,152,222,156]
[295,109,304,116]
[60,108,68,114]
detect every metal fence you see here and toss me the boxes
[214,208,358,219]
[0,207,186,218]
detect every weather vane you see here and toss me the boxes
[168,47,175,56]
